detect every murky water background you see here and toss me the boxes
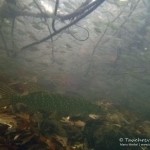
[0,0,150,149]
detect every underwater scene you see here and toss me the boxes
[0,0,150,149]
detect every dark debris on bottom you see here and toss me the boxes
[0,101,150,150]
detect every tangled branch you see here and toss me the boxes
[20,0,105,51]
[0,0,105,55]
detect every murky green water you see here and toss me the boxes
[0,0,150,149]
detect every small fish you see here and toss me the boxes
[17,29,26,35]
[16,19,26,25]
[32,23,44,30]
[28,32,39,41]
[28,47,40,52]
[65,44,72,49]
[94,27,101,34]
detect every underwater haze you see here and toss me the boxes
[0,0,150,150]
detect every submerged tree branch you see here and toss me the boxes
[20,0,105,51]
[0,0,105,56]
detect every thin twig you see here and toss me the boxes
[84,4,127,76]
[114,0,141,35]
